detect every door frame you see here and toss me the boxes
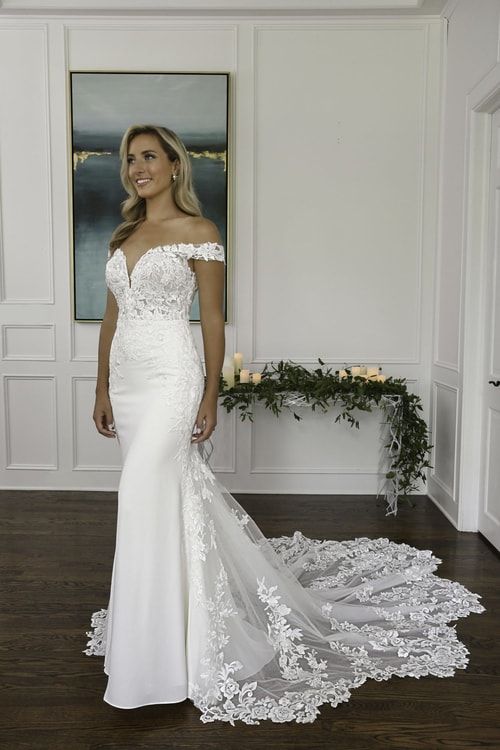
[459,64,500,531]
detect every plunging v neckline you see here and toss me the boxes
[116,244,196,288]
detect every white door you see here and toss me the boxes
[478,107,500,551]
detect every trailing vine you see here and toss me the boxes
[217,358,434,513]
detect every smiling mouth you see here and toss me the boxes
[136,179,151,186]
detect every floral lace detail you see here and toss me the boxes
[106,242,225,323]
[181,448,219,564]
[83,608,107,656]
[84,530,485,723]
[272,533,439,586]
[189,564,240,703]
[184,532,485,725]
[230,507,251,528]
[189,575,341,726]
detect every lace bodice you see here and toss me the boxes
[105,242,225,321]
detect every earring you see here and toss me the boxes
[172,173,177,181]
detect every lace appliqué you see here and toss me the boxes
[186,536,484,725]
[181,448,219,564]
[230,507,251,528]
[83,608,107,656]
[189,573,361,725]
[105,242,225,323]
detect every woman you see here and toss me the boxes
[85,124,484,724]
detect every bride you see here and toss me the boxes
[85,123,485,725]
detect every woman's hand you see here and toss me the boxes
[191,394,218,444]
[93,391,117,438]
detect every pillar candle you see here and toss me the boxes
[222,365,235,389]
[233,352,243,374]
[239,369,250,383]
[251,372,262,384]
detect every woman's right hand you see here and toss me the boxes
[93,391,116,438]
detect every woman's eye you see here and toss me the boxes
[127,154,154,163]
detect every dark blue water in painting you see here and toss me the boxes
[74,150,227,321]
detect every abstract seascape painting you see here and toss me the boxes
[70,72,229,322]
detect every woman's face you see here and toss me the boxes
[127,133,178,197]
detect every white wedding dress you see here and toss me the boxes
[84,241,485,724]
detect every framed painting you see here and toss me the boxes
[69,71,229,322]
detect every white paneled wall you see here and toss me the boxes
[0,13,444,496]
[253,25,428,363]
[0,26,54,304]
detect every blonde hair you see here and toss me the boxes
[108,124,203,253]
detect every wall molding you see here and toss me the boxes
[430,379,458,498]
[0,0,434,14]
[1,324,56,360]
[3,374,58,469]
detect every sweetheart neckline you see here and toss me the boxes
[112,242,223,288]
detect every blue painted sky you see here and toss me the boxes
[72,73,227,140]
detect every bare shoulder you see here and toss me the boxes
[189,216,222,245]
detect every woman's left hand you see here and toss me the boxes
[191,394,218,444]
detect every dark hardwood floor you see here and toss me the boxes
[0,491,498,750]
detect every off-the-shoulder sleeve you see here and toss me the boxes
[188,242,225,264]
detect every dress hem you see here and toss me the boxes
[103,694,190,710]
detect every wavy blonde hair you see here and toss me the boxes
[108,124,203,254]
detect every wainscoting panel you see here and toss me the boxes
[3,375,58,469]
[2,325,56,360]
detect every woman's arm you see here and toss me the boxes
[95,289,118,394]
[93,288,119,438]
[197,259,225,399]
[190,222,226,444]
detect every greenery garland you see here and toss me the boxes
[217,358,434,512]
